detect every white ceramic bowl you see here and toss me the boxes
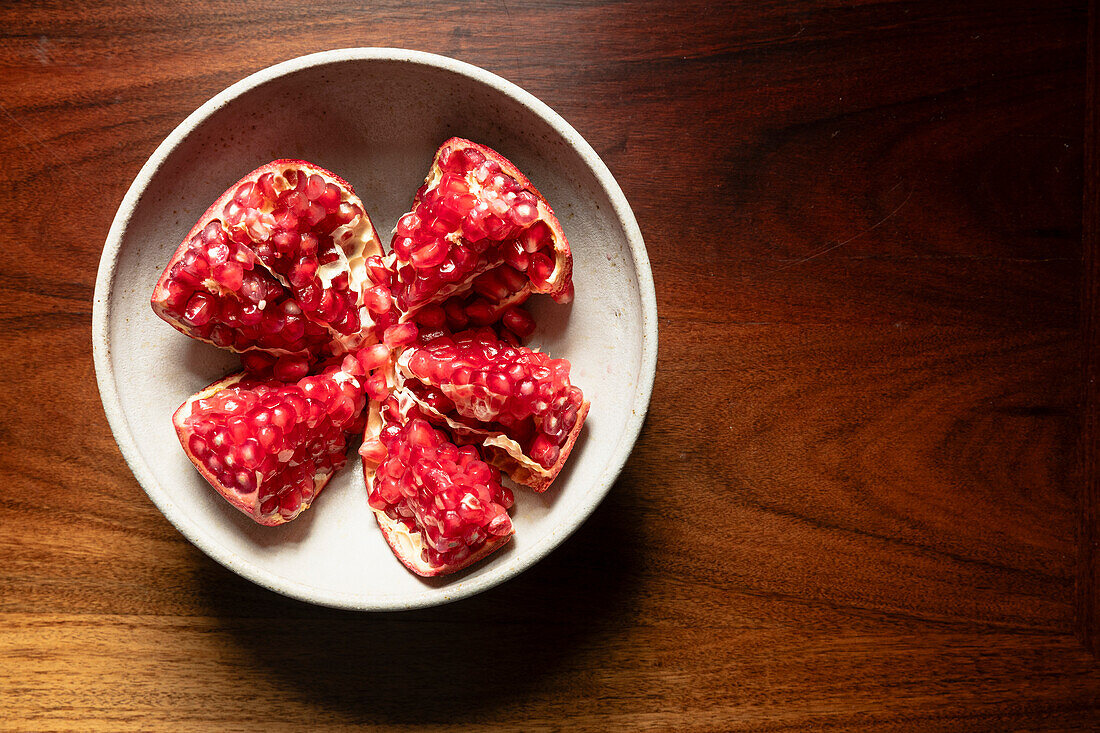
[92,48,657,610]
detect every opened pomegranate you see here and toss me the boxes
[174,362,367,525]
[152,160,385,358]
[384,138,573,317]
[153,144,588,580]
[393,329,589,491]
[360,396,514,576]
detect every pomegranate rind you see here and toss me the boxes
[483,398,590,492]
[369,495,513,577]
[151,159,384,357]
[359,395,514,577]
[172,369,352,526]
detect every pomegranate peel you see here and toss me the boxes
[371,500,513,577]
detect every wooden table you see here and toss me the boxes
[3,1,1098,729]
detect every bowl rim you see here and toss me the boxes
[91,47,658,611]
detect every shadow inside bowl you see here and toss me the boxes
[194,478,643,724]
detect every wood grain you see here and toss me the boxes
[1,0,1098,729]
[1079,0,1100,654]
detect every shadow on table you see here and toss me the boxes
[196,480,643,724]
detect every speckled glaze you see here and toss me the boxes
[92,48,657,610]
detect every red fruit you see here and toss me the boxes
[360,400,513,576]
[383,139,573,316]
[273,354,310,382]
[355,343,391,372]
[151,160,385,357]
[383,322,419,349]
[501,306,536,339]
[173,362,367,525]
[396,329,589,492]
[152,144,588,583]
[240,351,277,375]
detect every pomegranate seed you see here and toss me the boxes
[366,255,392,286]
[213,261,244,291]
[289,257,318,288]
[354,343,390,372]
[365,286,392,315]
[397,213,421,238]
[502,307,535,338]
[444,299,469,329]
[366,372,390,401]
[416,304,446,329]
[206,240,230,265]
[528,252,554,287]
[182,292,214,326]
[411,238,448,269]
[241,351,276,374]
[305,173,326,200]
[273,355,310,382]
[503,240,530,271]
[464,299,496,326]
[360,438,387,463]
[473,270,510,302]
[188,434,209,459]
[530,434,560,468]
[201,221,226,245]
[383,322,419,349]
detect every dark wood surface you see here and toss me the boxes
[2,0,1098,729]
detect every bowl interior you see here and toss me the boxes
[100,52,652,609]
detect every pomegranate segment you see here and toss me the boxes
[173,363,367,526]
[385,138,573,316]
[152,160,384,357]
[361,397,514,576]
[395,329,589,491]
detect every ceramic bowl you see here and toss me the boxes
[92,48,657,610]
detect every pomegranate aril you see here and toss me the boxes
[182,292,214,326]
[464,299,495,326]
[366,255,392,286]
[473,270,510,302]
[528,252,554,287]
[289,257,318,288]
[365,286,392,315]
[443,299,469,329]
[411,238,448,268]
[356,343,391,372]
[273,355,310,382]
[502,307,535,339]
[305,173,326,200]
[206,241,231,265]
[384,322,419,349]
[530,434,560,468]
[366,372,390,402]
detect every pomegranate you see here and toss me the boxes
[152,144,588,579]
[360,396,514,576]
[173,361,367,525]
[394,329,589,491]
[385,138,573,317]
[152,160,385,358]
